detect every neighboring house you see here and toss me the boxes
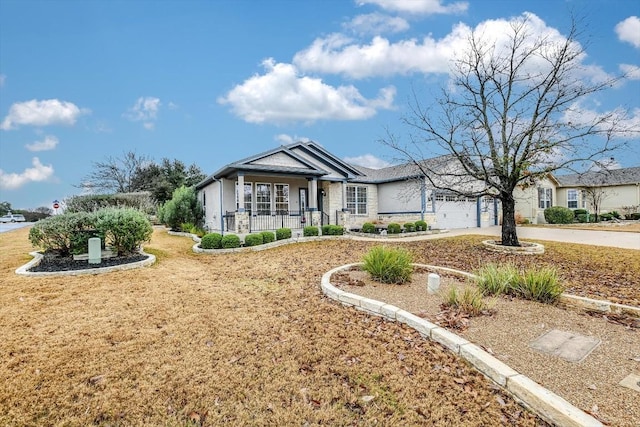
[195,141,499,234]
[515,166,640,223]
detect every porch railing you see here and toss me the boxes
[249,211,312,232]
[223,211,236,233]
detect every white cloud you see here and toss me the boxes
[563,103,640,139]
[124,96,161,130]
[1,99,88,130]
[25,135,59,152]
[218,58,395,124]
[620,64,640,80]
[344,153,391,169]
[275,134,311,144]
[357,0,468,15]
[615,16,640,48]
[0,157,55,190]
[344,13,410,35]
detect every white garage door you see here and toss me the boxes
[435,197,478,229]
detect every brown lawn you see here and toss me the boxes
[1,226,638,426]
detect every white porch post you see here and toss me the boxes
[237,173,245,213]
[308,178,318,211]
[341,180,348,211]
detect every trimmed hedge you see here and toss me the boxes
[200,233,223,249]
[303,226,319,237]
[415,220,428,231]
[403,222,415,232]
[361,222,376,233]
[276,228,292,240]
[260,231,275,244]
[244,233,264,247]
[221,234,241,249]
[387,223,401,234]
[544,206,574,224]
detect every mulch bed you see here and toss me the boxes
[28,254,149,272]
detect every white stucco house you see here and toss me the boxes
[195,141,499,234]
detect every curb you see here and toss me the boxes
[321,263,604,427]
[15,250,156,277]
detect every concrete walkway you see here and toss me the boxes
[450,225,640,250]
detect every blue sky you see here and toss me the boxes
[1,0,638,210]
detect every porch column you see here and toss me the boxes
[237,173,245,213]
[308,178,318,211]
[420,177,426,221]
[341,180,348,211]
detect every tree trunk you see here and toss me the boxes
[501,195,520,246]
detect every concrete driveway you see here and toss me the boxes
[448,225,640,250]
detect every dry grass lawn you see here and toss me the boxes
[1,226,638,426]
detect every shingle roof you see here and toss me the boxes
[554,166,640,187]
[350,155,454,183]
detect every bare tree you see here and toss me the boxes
[78,151,151,194]
[385,16,632,246]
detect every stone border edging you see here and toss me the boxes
[15,250,156,277]
[321,263,603,427]
[346,229,446,239]
[482,239,545,254]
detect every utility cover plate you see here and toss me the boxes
[529,329,601,363]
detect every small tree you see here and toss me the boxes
[385,15,629,246]
[159,185,203,230]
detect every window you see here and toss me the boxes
[256,183,271,215]
[346,186,367,215]
[538,188,552,209]
[275,184,289,214]
[567,189,578,209]
[235,182,252,212]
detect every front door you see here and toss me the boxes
[299,188,307,214]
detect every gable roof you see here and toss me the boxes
[196,141,365,188]
[554,166,640,187]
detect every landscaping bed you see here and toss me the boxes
[27,253,149,273]
[2,227,638,425]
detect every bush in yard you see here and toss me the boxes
[573,209,588,218]
[600,213,613,221]
[29,212,98,256]
[244,233,264,247]
[361,222,376,233]
[221,234,241,249]
[442,286,493,316]
[200,233,223,249]
[362,246,413,284]
[158,185,203,231]
[475,263,520,296]
[517,267,564,303]
[303,226,319,237]
[544,206,574,224]
[328,225,344,235]
[403,222,415,232]
[276,227,291,240]
[260,231,275,244]
[387,223,401,234]
[322,225,331,235]
[95,208,153,255]
[415,220,428,231]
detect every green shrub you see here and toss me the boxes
[29,212,98,256]
[362,246,413,284]
[322,225,331,235]
[159,186,203,231]
[200,233,223,249]
[573,209,588,217]
[475,263,519,296]
[576,214,596,223]
[95,208,153,255]
[611,211,620,219]
[276,228,292,240]
[415,220,428,231]
[244,233,264,247]
[403,222,416,232]
[517,267,564,303]
[260,231,275,244]
[442,286,492,316]
[631,213,640,220]
[544,206,574,224]
[303,226,319,237]
[328,225,344,235]
[221,234,241,249]
[600,213,613,221]
[361,222,376,233]
[387,223,401,234]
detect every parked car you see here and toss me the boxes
[0,213,26,223]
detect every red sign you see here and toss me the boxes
[53,202,60,209]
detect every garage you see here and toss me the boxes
[435,195,478,229]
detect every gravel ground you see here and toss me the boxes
[335,269,640,427]
[28,254,149,272]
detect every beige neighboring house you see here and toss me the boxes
[515,166,640,223]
